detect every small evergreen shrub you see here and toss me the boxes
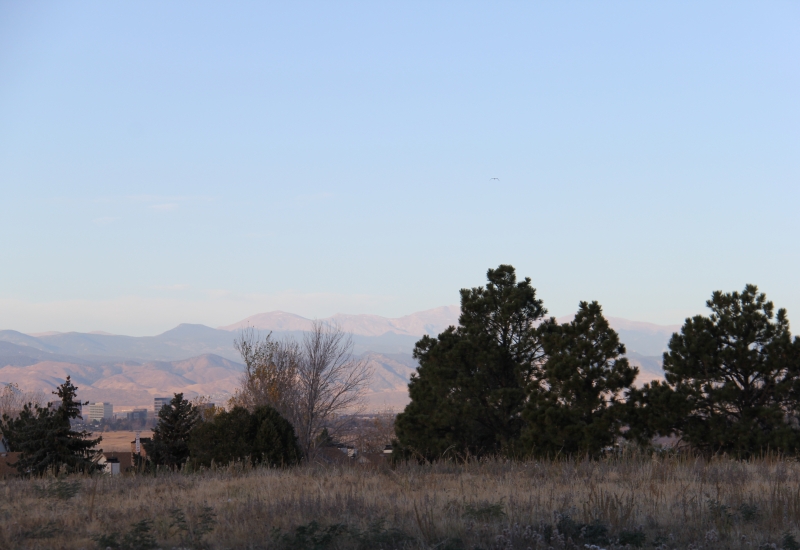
[555,514,609,545]
[93,519,157,550]
[189,405,301,467]
[783,532,800,550]
[273,519,412,550]
[618,529,646,547]
[462,500,506,521]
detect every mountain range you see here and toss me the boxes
[220,306,461,337]
[0,307,679,410]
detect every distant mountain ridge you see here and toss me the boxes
[0,307,680,409]
[221,308,678,357]
[0,325,240,362]
[0,350,243,407]
[218,306,461,337]
[0,342,419,409]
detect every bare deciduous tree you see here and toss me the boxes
[232,322,372,457]
[191,395,222,422]
[230,328,300,424]
[294,321,372,456]
[0,383,45,419]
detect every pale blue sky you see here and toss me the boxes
[1,2,798,335]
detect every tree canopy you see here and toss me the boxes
[144,393,200,469]
[189,405,301,467]
[394,264,547,459]
[521,301,637,457]
[626,285,800,455]
[394,267,800,460]
[232,322,370,457]
[1,377,102,475]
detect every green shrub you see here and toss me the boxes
[462,501,506,522]
[783,532,800,550]
[34,478,81,500]
[275,521,350,550]
[168,506,217,547]
[618,529,646,547]
[93,519,157,550]
[189,405,301,467]
[273,519,413,550]
[20,521,61,540]
[555,514,609,545]
[739,502,760,522]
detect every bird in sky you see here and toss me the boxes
[490,177,500,181]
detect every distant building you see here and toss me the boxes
[154,397,171,412]
[87,403,113,423]
[97,455,120,475]
[127,409,147,423]
[97,452,133,475]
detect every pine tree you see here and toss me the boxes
[1,376,102,475]
[394,265,547,459]
[144,393,199,470]
[521,301,637,457]
[251,405,302,466]
[626,285,800,455]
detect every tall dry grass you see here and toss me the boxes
[1,454,800,549]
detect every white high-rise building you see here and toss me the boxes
[87,402,113,423]
[154,397,171,412]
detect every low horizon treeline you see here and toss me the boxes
[3,263,800,475]
[0,317,389,474]
[394,265,800,460]
[0,311,384,473]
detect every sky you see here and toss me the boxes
[0,1,798,336]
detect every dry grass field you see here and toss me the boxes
[90,430,154,452]
[1,454,800,549]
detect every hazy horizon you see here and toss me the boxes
[2,2,798,336]
[7,305,684,339]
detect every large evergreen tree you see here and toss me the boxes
[189,405,301,467]
[1,377,102,475]
[394,265,547,459]
[521,301,637,457]
[626,285,800,455]
[144,393,200,469]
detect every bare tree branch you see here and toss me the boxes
[0,383,45,419]
[232,322,372,458]
[295,320,372,456]
[230,328,301,426]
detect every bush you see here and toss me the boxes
[189,405,301,467]
[555,514,609,545]
[273,519,412,550]
[618,529,646,547]
[93,519,157,550]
